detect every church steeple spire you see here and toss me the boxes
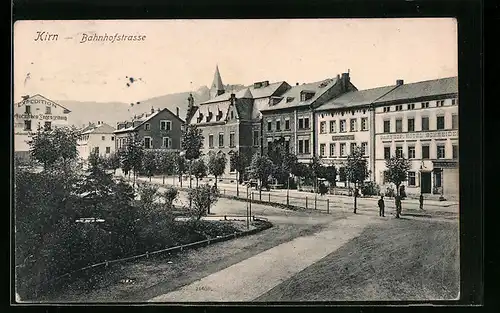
[210,64,225,99]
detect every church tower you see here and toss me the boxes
[209,65,225,99]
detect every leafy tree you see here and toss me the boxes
[309,156,323,193]
[137,183,159,209]
[181,124,204,188]
[346,146,369,213]
[229,151,249,196]
[385,154,411,197]
[207,151,227,189]
[161,186,178,209]
[191,158,207,187]
[267,137,297,185]
[106,151,121,174]
[156,150,176,184]
[142,150,157,182]
[319,165,337,189]
[187,185,220,220]
[28,126,80,171]
[338,166,347,182]
[292,162,312,189]
[175,153,187,187]
[120,133,144,188]
[250,153,273,199]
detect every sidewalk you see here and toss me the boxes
[148,214,381,302]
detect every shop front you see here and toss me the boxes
[431,160,459,198]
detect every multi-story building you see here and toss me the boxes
[315,84,399,179]
[114,107,185,152]
[188,66,291,176]
[77,121,116,160]
[13,94,71,160]
[373,77,459,198]
[260,73,356,163]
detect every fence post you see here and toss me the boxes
[327,199,330,214]
[223,189,226,196]
[314,194,317,210]
[305,197,308,209]
[268,193,271,203]
[252,192,254,201]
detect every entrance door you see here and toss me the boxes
[421,172,431,194]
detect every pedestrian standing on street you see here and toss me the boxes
[395,195,402,218]
[419,193,424,210]
[378,195,385,217]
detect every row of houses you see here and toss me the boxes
[13,67,459,197]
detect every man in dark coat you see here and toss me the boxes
[419,194,424,210]
[378,195,385,217]
[395,195,402,218]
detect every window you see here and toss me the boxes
[384,147,391,159]
[407,103,415,110]
[209,134,214,148]
[350,119,357,132]
[298,139,309,154]
[361,118,368,131]
[304,139,310,154]
[395,119,403,132]
[144,137,152,149]
[160,120,172,131]
[383,107,390,113]
[452,145,458,159]
[25,105,31,114]
[163,137,172,148]
[304,117,310,129]
[407,118,415,132]
[111,136,115,141]
[408,146,416,159]
[218,133,224,147]
[340,143,346,156]
[24,120,31,131]
[340,120,346,132]
[285,119,290,130]
[436,100,444,107]
[253,130,259,146]
[361,142,368,156]
[452,114,458,129]
[144,123,151,131]
[422,145,430,159]
[106,147,111,154]
[421,102,429,109]
[45,106,51,114]
[408,172,416,186]
[276,120,281,131]
[435,171,442,187]
[421,117,429,131]
[101,136,105,141]
[329,121,336,133]
[329,143,336,156]
[396,146,403,158]
[229,132,235,147]
[452,98,457,105]
[320,121,326,134]
[298,118,304,129]
[284,138,290,151]
[94,147,99,154]
[350,142,357,154]
[230,111,234,119]
[436,116,445,130]
[437,145,446,159]
[383,120,391,133]
[44,121,51,131]
[320,144,326,157]
[267,121,272,131]
[395,105,403,111]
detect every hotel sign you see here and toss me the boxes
[14,113,68,121]
[331,135,355,141]
[379,130,458,141]
[432,160,458,169]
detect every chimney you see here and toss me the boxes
[187,93,194,108]
[176,107,179,116]
[337,74,340,80]
[296,82,299,86]
[151,107,155,114]
[263,81,269,87]
[341,72,350,91]
[396,79,404,86]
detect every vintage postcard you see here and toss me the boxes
[13,19,459,303]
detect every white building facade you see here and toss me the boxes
[14,94,71,159]
[77,122,116,160]
[373,77,459,198]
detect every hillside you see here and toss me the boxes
[57,84,245,128]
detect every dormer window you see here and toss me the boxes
[216,109,223,121]
[300,91,315,102]
[197,112,204,123]
[206,111,212,122]
[286,97,295,103]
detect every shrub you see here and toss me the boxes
[385,185,396,198]
[137,183,159,206]
[161,186,178,208]
[318,182,328,195]
[187,185,220,220]
[361,181,380,196]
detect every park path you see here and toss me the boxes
[148,213,381,302]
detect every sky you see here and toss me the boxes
[14,18,458,104]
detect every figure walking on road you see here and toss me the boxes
[395,195,402,218]
[419,193,424,210]
[378,195,385,217]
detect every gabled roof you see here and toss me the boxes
[15,94,71,113]
[373,77,458,104]
[82,123,115,135]
[261,78,339,111]
[317,85,398,111]
[200,81,287,105]
[114,107,184,133]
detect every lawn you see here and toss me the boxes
[256,218,460,301]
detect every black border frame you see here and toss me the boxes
[9,0,484,311]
